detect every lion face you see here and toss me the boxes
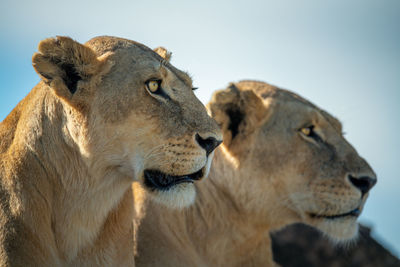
[209,81,376,241]
[265,100,376,241]
[32,36,222,208]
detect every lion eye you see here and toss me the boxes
[145,79,171,100]
[300,126,312,136]
[146,80,160,93]
[299,125,323,143]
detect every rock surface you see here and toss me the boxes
[271,224,400,267]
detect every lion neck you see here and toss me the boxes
[189,148,276,265]
[3,85,132,261]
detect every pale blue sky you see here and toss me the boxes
[1,0,399,256]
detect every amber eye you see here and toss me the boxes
[146,80,160,93]
[145,79,171,100]
[299,125,322,142]
[300,126,312,136]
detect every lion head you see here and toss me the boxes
[208,80,376,241]
[32,36,222,208]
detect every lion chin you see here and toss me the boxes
[149,183,196,209]
[142,152,214,209]
[314,217,360,244]
[142,167,204,209]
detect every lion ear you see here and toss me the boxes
[208,83,266,147]
[32,36,106,105]
[153,47,172,61]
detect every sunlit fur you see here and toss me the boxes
[134,81,376,267]
[0,36,221,266]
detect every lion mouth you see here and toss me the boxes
[143,168,204,191]
[309,208,361,220]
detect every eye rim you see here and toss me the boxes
[145,79,171,100]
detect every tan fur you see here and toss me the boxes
[0,36,221,266]
[134,81,376,267]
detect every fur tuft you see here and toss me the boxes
[153,47,172,62]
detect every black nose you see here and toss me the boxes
[348,175,377,196]
[195,134,222,156]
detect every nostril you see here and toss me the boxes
[195,134,222,157]
[348,175,377,196]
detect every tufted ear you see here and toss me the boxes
[32,36,108,109]
[153,47,172,62]
[208,83,266,147]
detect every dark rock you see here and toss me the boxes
[271,223,400,267]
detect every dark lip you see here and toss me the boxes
[144,168,204,191]
[309,208,361,220]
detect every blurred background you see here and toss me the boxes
[1,0,399,258]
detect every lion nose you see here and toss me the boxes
[195,134,222,156]
[348,175,377,197]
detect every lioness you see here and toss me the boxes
[0,36,222,266]
[134,81,377,267]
